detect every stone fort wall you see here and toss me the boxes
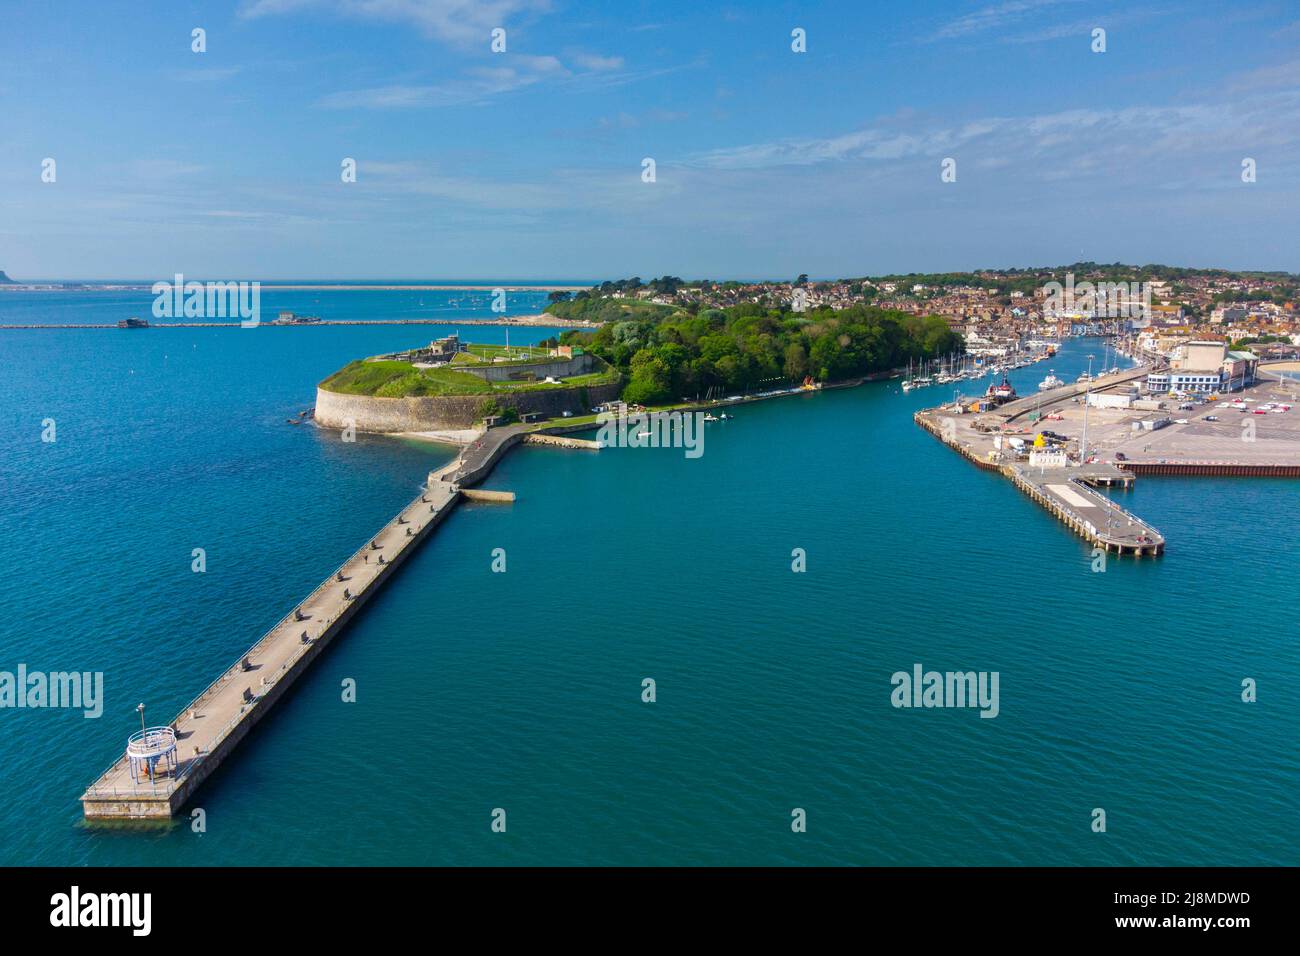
[315,380,622,432]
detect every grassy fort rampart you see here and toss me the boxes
[315,343,622,432]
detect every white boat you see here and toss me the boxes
[1039,372,1064,391]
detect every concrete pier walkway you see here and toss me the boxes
[1006,465,1164,555]
[914,409,1164,556]
[79,404,686,818]
[993,365,1153,422]
[80,411,612,819]
[81,480,461,819]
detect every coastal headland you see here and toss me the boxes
[314,341,624,432]
[76,298,980,820]
[78,330,903,819]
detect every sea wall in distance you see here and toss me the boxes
[314,381,622,432]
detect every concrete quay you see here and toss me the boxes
[914,410,1164,556]
[914,362,1300,556]
[1005,465,1164,556]
[1013,369,1300,472]
[80,411,616,819]
[81,480,461,819]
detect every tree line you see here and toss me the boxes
[548,301,963,405]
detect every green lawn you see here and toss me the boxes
[499,369,621,390]
[319,360,493,397]
[320,358,619,398]
[453,343,555,365]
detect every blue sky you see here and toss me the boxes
[2,0,1299,279]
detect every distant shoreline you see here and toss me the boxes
[0,315,599,330]
[0,283,586,292]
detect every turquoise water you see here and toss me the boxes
[1,291,1297,865]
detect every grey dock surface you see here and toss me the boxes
[915,409,1165,556]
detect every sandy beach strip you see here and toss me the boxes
[397,428,483,446]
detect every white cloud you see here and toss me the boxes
[318,54,566,108]
[684,94,1300,185]
[200,210,273,220]
[928,0,1082,42]
[317,56,690,110]
[129,159,209,179]
[573,53,624,71]
[1227,59,1300,92]
[170,65,245,82]
[239,0,552,45]
[595,108,687,130]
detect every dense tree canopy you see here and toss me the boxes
[550,302,963,405]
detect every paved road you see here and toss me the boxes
[995,365,1153,420]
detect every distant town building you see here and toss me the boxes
[1147,340,1258,393]
[1211,305,1248,325]
[1087,385,1139,409]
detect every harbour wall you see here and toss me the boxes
[451,428,529,487]
[914,410,1163,556]
[82,484,462,819]
[913,412,1003,472]
[1119,462,1300,478]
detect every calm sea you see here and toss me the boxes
[1,289,1296,866]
